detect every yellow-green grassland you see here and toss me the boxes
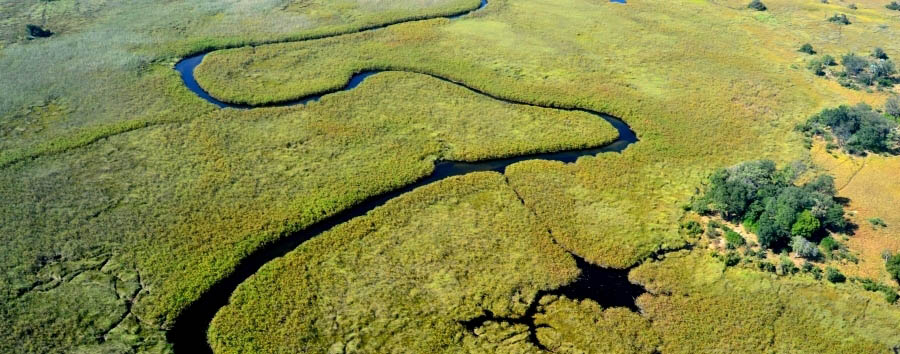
[3,0,900,352]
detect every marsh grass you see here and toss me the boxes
[632,250,900,353]
[0,0,479,166]
[0,71,613,352]
[208,172,580,353]
[5,0,900,351]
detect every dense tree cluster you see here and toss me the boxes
[807,49,896,89]
[838,52,896,88]
[693,160,846,250]
[798,103,899,155]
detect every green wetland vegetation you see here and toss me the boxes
[4,0,900,352]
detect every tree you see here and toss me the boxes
[885,95,900,118]
[841,53,868,75]
[757,214,783,249]
[748,0,767,11]
[873,47,889,60]
[822,54,837,66]
[791,236,820,259]
[799,43,816,55]
[791,210,820,238]
[887,1,900,11]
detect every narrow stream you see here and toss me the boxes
[168,0,642,352]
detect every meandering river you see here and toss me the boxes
[168,0,642,351]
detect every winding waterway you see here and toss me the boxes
[168,0,642,352]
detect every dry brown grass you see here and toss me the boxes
[812,142,900,284]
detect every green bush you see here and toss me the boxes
[758,261,776,273]
[855,277,898,304]
[887,1,900,11]
[725,230,746,249]
[25,24,53,38]
[868,217,887,228]
[822,54,837,66]
[807,58,826,76]
[748,0,767,11]
[779,255,798,275]
[724,251,742,267]
[825,267,846,283]
[827,14,850,25]
[820,236,839,252]
[799,43,816,54]
[873,47,889,60]
[682,220,703,237]
[887,254,900,282]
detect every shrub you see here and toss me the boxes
[758,261,777,273]
[748,0,767,11]
[804,263,823,280]
[725,230,746,249]
[887,1,900,11]
[855,277,899,304]
[886,96,900,118]
[682,220,703,236]
[820,236,839,252]
[822,54,837,66]
[807,58,826,76]
[25,24,53,38]
[799,43,816,55]
[887,253,900,282]
[847,3,857,10]
[779,255,798,275]
[825,267,846,283]
[724,251,742,266]
[827,13,850,25]
[868,217,887,228]
[791,236,820,259]
[873,47,889,60]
